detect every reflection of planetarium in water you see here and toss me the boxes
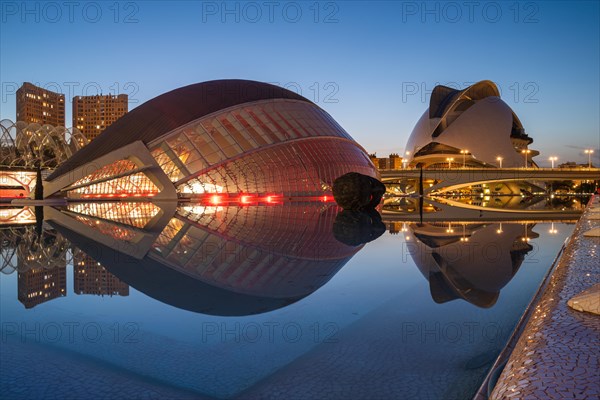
[44,80,377,200]
[46,202,362,315]
[406,222,537,308]
[405,80,538,168]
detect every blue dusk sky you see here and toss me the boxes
[1,0,598,166]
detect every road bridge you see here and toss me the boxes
[380,168,599,194]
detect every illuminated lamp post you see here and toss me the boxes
[584,149,594,168]
[496,156,503,168]
[460,149,469,168]
[521,149,531,168]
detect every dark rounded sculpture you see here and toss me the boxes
[332,209,386,246]
[332,172,386,210]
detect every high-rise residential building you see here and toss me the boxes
[73,94,128,141]
[18,266,67,309]
[73,250,129,297]
[16,82,65,126]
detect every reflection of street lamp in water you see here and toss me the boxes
[522,223,529,242]
[460,224,469,242]
[496,222,503,234]
[549,223,558,234]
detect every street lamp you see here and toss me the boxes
[549,156,558,169]
[521,149,531,168]
[496,156,503,168]
[584,149,594,168]
[460,149,469,168]
[446,157,454,168]
[403,151,411,169]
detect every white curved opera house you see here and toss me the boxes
[405,80,538,168]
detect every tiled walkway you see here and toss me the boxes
[489,195,600,399]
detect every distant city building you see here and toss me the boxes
[388,153,403,169]
[16,82,65,127]
[73,250,129,296]
[405,80,539,168]
[73,94,128,141]
[559,162,594,169]
[18,266,66,309]
[387,221,403,234]
[369,153,404,170]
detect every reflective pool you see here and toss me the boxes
[0,203,576,399]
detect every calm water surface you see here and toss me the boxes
[0,203,575,399]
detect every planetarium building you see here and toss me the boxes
[405,80,538,168]
[44,80,377,200]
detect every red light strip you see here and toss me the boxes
[78,192,335,203]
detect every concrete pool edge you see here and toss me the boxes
[474,194,600,399]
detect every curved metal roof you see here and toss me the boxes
[48,80,311,181]
[429,80,500,119]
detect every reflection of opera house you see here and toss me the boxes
[44,80,377,200]
[405,80,539,168]
[406,222,537,308]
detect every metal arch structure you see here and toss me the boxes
[0,225,73,275]
[0,119,20,166]
[0,119,89,169]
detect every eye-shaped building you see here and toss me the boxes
[44,80,377,200]
[405,80,538,168]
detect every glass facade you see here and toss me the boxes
[179,138,374,196]
[73,214,138,241]
[62,159,161,199]
[67,160,140,189]
[67,202,161,228]
[67,172,159,199]
[147,99,374,197]
[150,204,357,297]
[52,97,376,200]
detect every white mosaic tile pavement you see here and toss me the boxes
[490,195,600,400]
[568,283,600,315]
[583,228,600,237]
